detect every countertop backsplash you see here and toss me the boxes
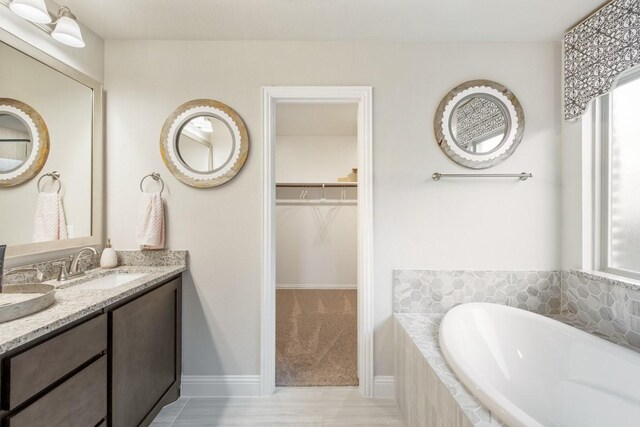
[4,250,188,284]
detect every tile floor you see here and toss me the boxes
[150,387,404,426]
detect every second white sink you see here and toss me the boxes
[73,273,147,290]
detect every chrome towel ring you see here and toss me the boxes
[37,171,61,194]
[140,172,165,194]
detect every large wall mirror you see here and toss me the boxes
[0,31,103,259]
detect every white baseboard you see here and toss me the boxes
[181,375,392,399]
[181,375,261,397]
[276,283,357,289]
[373,376,395,398]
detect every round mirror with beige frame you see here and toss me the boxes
[434,80,525,169]
[0,98,49,187]
[160,99,249,188]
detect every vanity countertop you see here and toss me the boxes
[0,263,186,355]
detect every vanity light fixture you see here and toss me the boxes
[50,7,85,48]
[189,116,214,133]
[8,1,85,48]
[8,0,51,23]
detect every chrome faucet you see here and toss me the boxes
[66,247,99,279]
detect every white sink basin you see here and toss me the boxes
[74,273,147,290]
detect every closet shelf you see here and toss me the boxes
[276,200,357,206]
[276,182,357,188]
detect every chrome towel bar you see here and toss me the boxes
[432,172,533,181]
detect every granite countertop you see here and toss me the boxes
[0,264,186,355]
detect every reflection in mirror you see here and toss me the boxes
[0,40,93,248]
[450,96,507,154]
[176,115,235,173]
[0,113,32,172]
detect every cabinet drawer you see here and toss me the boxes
[4,314,107,409]
[6,355,106,427]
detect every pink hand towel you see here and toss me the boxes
[136,193,165,250]
[33,193,68,242]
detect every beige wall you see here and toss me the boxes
[104,40,561,377]
[276,136,357,183]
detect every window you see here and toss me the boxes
[599,67,640,280]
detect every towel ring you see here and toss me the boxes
[140,172,165,194]
[37,171,61,194]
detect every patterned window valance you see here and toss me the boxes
[564,0,640,121]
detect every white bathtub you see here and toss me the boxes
[439,303,640,427]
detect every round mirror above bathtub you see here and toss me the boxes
[161,99,249,188]
[0,99,49,187]
[434,80,524,169]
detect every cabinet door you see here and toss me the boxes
[111,278,180,427]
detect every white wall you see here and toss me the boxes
[276,135,357,288]
[104,40,561,378]
[276,136,357,183]
[560,118,587,270]
[0,4,104,82]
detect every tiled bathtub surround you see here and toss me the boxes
[393,270,561,315]
[562,270,640,351]
[395,314,503,427]
[393,268,640,427]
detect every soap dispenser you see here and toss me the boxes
[100,239,118,269]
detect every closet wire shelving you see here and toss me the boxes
[276,182,358,206]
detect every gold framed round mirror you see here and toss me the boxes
[0,98,49,187]
[160,99,249,188]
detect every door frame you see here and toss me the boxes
[261,86,374,397]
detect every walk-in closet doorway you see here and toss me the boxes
[262,87,373,397]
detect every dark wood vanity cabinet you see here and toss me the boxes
[111,277,182,427]
[0,275,182,427]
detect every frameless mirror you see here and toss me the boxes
[434,80,524,169]
[161,99,249,188]
[449,96,508,155]
[176,115,235,173]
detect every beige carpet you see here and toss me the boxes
[276,289,358,386]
